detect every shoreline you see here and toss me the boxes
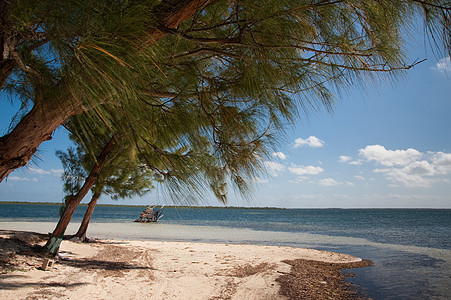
[0,229,371,299]
[3,201,450,209]
[0,201,287,209]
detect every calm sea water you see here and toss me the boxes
[1,203,450,299]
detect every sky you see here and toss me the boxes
[1,34,450,208]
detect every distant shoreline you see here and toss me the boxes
[0,201,287,209]
[1,201,449,209]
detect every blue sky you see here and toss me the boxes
[1,36,450,208]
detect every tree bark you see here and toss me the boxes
[73,190,101,242]
[149,0,214,42]
[0,59,14,92]
[44,137,116,254]
[0,99,80,181]
[0,0,214,181]
[0,0,15,92]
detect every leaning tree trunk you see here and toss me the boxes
[72,190,102,242]
[44,137,116,254]
[0,0,213,182]
[0,99,80,181]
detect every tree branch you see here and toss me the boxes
[172,48,240,59]
[309,58,427,72]
[8,44,42,81]
[410,0,451,10]
[160,26,241,45]
[144,0,216,44]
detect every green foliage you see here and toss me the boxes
[57,129,155,204]
[3,0,451,203]
[56,148,87,195]
[56,146,86,215]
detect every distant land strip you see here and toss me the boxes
[0,201,287,209]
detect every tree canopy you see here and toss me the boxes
[1,0,450,199]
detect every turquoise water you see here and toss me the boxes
[1,203,450,299]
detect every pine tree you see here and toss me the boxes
[1,0,450,182]
[47,103,236,251]
[55,142,154,243]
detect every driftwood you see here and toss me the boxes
[134,205,164,223]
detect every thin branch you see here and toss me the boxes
[409,0,451,10]
[310,57,427,72]
[172,48,240,59]
[252,42,375,57]
[142,90,178,98]
[187,19,251,33]
[8,44,42,81]
[23,39,49,56]
[160,26,241,44]
[129,125,167,177]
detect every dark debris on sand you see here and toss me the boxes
[0,230,49,273]
[277,259,373,300]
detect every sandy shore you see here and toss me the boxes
[0,230,371,299]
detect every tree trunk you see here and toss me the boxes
[0,60,14,92]
[0,99,81,181]
[73,190,102,242]
[44,137,116,254]
[0,0,213,181]
[0,0,15,91]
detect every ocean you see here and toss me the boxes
[1,203,450,299]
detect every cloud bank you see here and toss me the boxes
[343,145,451,187]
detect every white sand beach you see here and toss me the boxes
[0,227,366,299]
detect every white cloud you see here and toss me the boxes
[28,167,51,175]
[288,164,323,176]
[8,176,31,181]
[319,178,341,186]
[359,145,422,167]
[431,152,451,174]
[343,145,451,188]
[375,167,432,187]
[27,167,62,176]
[294,136,325,148]
[273,152,287,160]
[50,169,64,175]
[431,56,451,74]
[339,155,362,165]
[404,160,436,176]
[375,159,442,187]
[318,178,355,187]
[339,155,352,163]
[264,161,286,177]
[289,176,309,183]
[354,175,365,180]
[253,177,269,184]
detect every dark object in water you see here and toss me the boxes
[134,205,164,223]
